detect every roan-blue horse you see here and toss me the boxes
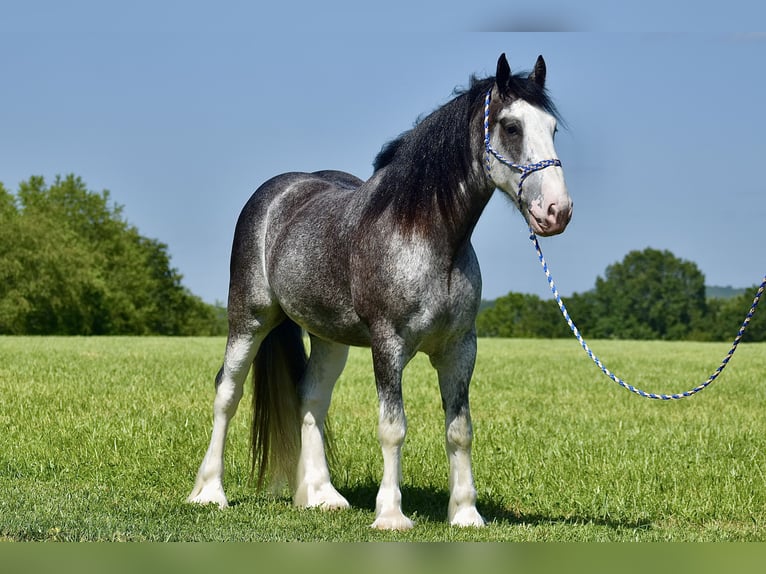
[188,53,572,530]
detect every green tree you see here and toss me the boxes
[707,286,766,343]
[589,248,707,340]
[476,250,766,343]
[0,175,224,335]
[0,202,105,334]
[476,292,570,338]
[0,182,15,216]
[559,289,598,338]
[0,186,27,333]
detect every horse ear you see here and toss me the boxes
[495,53,511,95]
[529,55,546,88]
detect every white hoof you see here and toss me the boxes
[449,506,485,527]
[294,483,350,510]
[187,482,229,509]
[371,511,414,531]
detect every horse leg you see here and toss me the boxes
[430,330,485,527]
[293,336,350,509]
[187,332,261,508]
[370,332,414,531]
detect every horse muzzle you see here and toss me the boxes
[527,197,573,237]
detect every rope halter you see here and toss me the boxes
[483,89,562,205]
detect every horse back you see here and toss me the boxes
[228,170,368,342]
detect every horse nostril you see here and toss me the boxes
[547,202,560,224]
[546,201,572,228]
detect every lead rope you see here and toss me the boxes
[530,230,766,399]
[484,88,766,399]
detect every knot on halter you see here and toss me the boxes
[483,89,562,200]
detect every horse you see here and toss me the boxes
[187,53,572,530]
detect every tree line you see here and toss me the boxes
[477,248,766,342]
[0,175,226,335]
[3,175,762,341]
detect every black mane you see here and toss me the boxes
[364,71,559,236]
[373,72,558,172]
[371,76,492,174]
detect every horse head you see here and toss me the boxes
[484,53,573,236]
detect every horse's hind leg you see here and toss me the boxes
[188,332,261,508]
[430,330,485,527]
[293,335,350,509]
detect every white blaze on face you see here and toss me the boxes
[490,99,572,236]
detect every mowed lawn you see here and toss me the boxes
[1,336,765,541]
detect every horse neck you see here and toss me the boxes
[422,107,495,251]
[366,104,494,253]
[443,162,494,249]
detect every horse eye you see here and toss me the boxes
[505,124,520,136]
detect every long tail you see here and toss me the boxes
[251,318,307,490]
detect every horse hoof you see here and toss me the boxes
[294,484,350,510]
[371,512,414,531]
[449,507,485,527]
[187,483,229,509]
[317,494,351,511]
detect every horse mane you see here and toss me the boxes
[364,70,559,236]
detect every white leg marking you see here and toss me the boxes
[446,412,484,527]
[293,339,350,510]
[188,336,258,508]
[433,333,485,528]
[371,411,413,531]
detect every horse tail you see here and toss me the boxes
[251,318,307,490]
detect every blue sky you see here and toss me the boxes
[2,1,765,304]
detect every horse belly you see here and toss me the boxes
[272,272,371,346]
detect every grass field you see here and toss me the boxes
[1,336,766,542]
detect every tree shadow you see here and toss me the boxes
[341,480,653,531]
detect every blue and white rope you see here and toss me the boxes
[529,229,766,399]
[484,88,766,399]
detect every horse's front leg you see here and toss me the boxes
[370,332,414,531]
[430,330,485,527]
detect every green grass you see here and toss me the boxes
[1,336,766,541]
